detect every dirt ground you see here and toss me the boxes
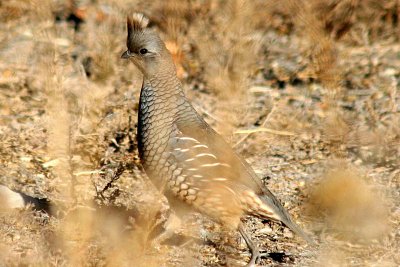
[0,0,399,266]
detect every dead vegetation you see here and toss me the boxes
[0,0,399,266]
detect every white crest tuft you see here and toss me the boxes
[127,13,150,32]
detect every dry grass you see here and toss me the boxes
[0,0,399,266]
[307,162,390,241]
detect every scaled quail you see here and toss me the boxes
[122,13,313,266]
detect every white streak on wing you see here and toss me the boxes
[193,175,203,178]
[201,163,219,167]
[196,153,217,159]
[187,168,198,172]
[200,163,231,168]
[213,178,227,181]
[175,148,189,152]
[193,144,208,149]
[185,158,195,162]
[178,137,200,143]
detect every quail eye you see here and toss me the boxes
[139,48,148,55]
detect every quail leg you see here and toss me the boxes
[148,208,181,246]
[239,224,269,267]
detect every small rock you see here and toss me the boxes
[283,228,294,239]
[259,225,273,235]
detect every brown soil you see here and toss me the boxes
[0,1,399,266]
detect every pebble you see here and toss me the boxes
[259,225,273,235]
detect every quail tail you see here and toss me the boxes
[259,195,315,245]
[281,216,315,245]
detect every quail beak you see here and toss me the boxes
[121,50,132,59]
